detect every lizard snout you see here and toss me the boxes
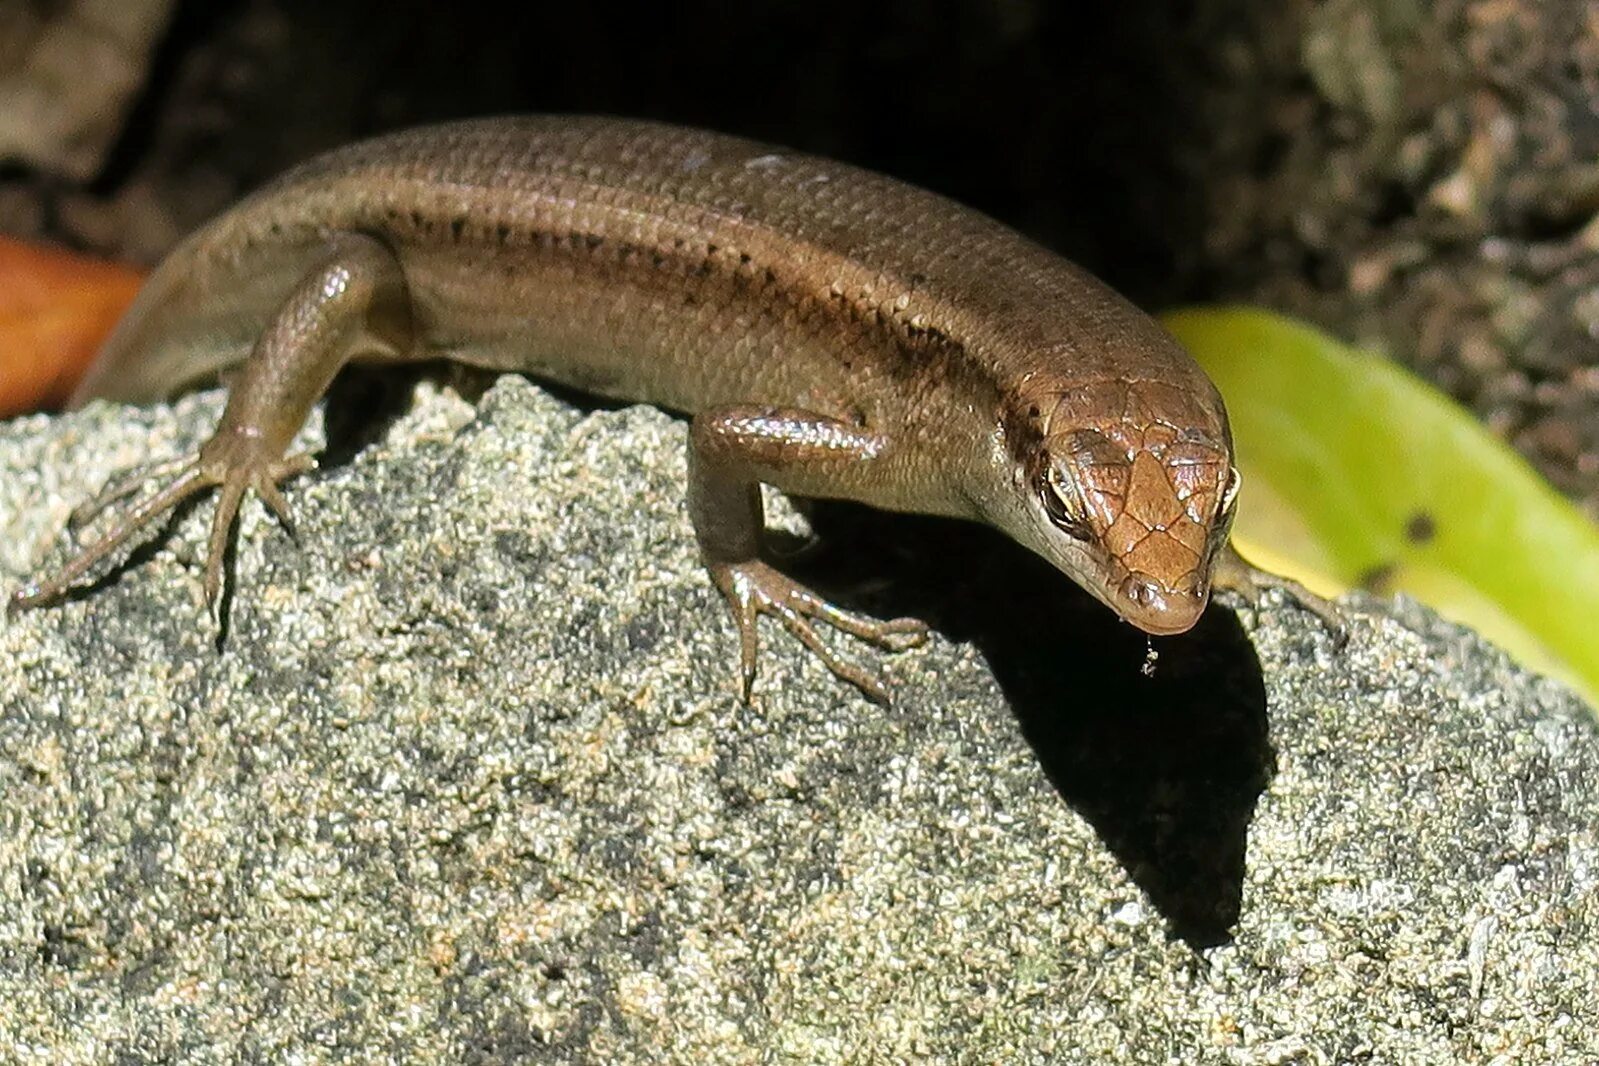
[1116,569,1207,635]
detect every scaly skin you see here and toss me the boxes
[13,116,1325,699]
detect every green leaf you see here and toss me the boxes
[1163,306,1599,712]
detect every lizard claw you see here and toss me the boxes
[708,559,928,705]
[256,454,314,544]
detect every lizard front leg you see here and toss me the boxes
[688,405,929,704]
[1211,540,1346,637]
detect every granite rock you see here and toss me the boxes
[2,378,1595,1063]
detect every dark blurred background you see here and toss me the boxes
[3,0,1597,516]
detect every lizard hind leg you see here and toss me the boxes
[11,232,411,620]
[67,454,196,530]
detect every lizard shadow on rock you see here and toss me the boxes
[793,501,1273,949]
[318,363,442,470]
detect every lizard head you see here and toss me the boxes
[1011,377,1239,636]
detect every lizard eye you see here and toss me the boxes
[1220,466,1242,517]
[1041,464,1091,540]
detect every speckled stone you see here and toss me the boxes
[2,379,1595,1064]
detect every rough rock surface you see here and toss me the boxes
[2,379,1596,1063]
[1171,0,1599,516]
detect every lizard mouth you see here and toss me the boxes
[1114,570,1208,635]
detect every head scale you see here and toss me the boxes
[1014,376,1238,635]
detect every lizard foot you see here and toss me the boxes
[1211,542,1347,644]
[10,434,313,619]
[708,559,928,705]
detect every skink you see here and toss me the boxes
[10,116,1324,701]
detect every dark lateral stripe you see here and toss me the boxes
[381,204,1007,415]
